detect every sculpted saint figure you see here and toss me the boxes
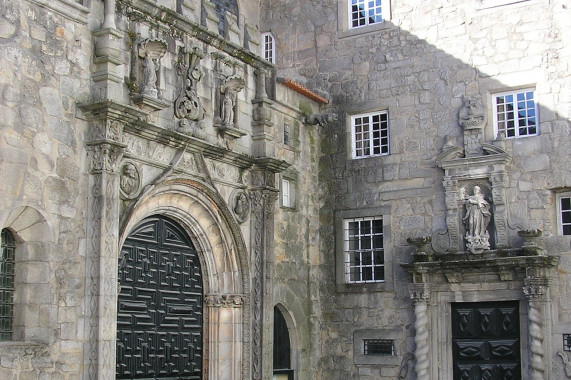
[221,88,236,127]
[141,53,158,96]
[462,185,491,253]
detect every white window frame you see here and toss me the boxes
[282,178,291,208]
[343,216,385,284]
[348,0,389,29]
[493,89,538,139]
[351,111,389,159]
[261,32,276,64]
[557,192,571,236]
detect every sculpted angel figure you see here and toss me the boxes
[463,185,491,253]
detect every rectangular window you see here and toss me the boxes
[282,179,291,208]
[351,111,389,158]
[344,217,384,283]
[558,193,571,236]
[493,89,538,138]
[364,339,394,355]
[262,32,276,64]
[564,334,571,351]
[284,123,291,146]
[350,0,385,28]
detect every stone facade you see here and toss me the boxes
[261,0,571,379]
[0,0,569,380]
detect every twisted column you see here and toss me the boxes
[411,285,431,380]
[524,280,547,380]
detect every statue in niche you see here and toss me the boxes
[462,185,491,253]
[138,39,167,98]
[459,96,486,129]
[217,76,245,129]
[221,87,236,126]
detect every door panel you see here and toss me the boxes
[452,301,520,380]
[117,216,203,379]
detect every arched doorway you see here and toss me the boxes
[116,215,203,379]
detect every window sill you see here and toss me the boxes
[336,281,393,293]
[338,21,394,39]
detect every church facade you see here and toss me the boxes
[0,0,570,379]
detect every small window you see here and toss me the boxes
[262,32,276,64]
[493,89,538,138]
[364,339,394,355]
[0,229,16,341]
[344,217,384,283]
[350,0,386,29]
[351,111,389,159]
[283,123,291,146]
[564,334,571,351]
[282,179,291,208]
[557,193,571,236]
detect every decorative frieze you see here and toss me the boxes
[205,294,245,307]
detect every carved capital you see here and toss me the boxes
[410,284,431,304]
[205,294,245,308]
[87,143,124,174]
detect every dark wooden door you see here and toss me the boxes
[117,216,203,379]
[452,301,521,380]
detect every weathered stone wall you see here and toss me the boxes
[262,0,571,378]
[0,0,93,377]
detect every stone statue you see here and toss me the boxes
[141,53,157,96]
[221,88,236,127]
[217,76,245,129]
[462,185,491,253]
[138,39,167,98]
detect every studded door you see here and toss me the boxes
[117,216,203,379]
[452,301,521,380]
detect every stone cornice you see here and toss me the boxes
[401,253,559,284]
[436,151,511,171]
[117,0,273,70]
[78,101,260,170]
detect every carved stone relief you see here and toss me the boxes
[122,134,177,165]
[205,159,241,183]
[458,96,487,156]
[232,190,250,224]
[119,161,141,199]
[175,47,206,137]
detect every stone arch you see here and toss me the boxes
[0,206,55,344]
[273,286,312,378]
[119,178,251,380]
